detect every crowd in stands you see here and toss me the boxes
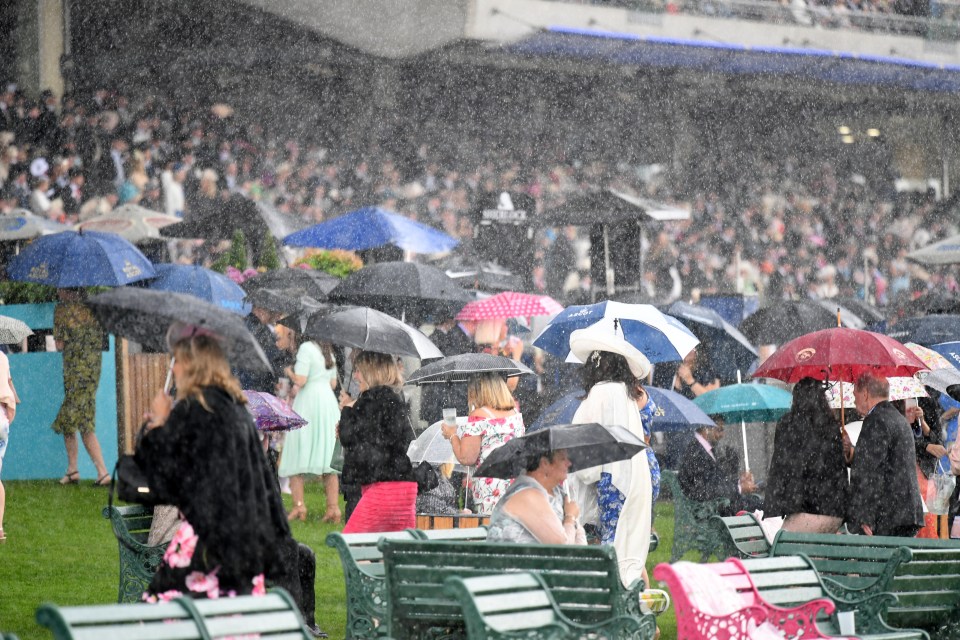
[0,83,955,314]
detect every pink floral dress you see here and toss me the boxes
[458,411,525,515]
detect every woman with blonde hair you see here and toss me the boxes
[338,350,417,533]
[137,332,290,599]
[442,372,525,515]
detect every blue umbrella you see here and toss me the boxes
[145,264,251,315]
[529,387,715,433]
[7,230,155,287]
[532,300,699,363]
[282,206,459,253]
[665,301,758,383]
[692,383,792,423]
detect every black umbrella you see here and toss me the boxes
[891,292,960,320]
[738,300,842,346]
[244,288,327,319]
[438,255,524,292]
[665,301,758,383]
[475,423,647,479]
[276,296,336,333]
[539,189,690,226]
[303,306,443,359]
[886,314,960,346]
[825,297,885,326]
[241,268,340,301]
[87,288,272,372]
[407,353,535,385]
[328,262,471,321]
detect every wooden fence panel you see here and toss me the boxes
[121,351,170,454]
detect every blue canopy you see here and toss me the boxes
[283,206,458,253]
[145,264,251,315]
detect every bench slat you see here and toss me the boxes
[486,609,558,632]
[71,621,203,640]
[203,611,303,636]
[472,591,556,614]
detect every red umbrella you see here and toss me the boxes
[752,327,928,384]
[455,291,563,321]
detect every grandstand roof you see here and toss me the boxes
[504,26,960,94]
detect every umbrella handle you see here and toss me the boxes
[164,357,176,395]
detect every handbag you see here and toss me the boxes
[414,461,439,493]
[111,454,161,507]
[329,439,344,474]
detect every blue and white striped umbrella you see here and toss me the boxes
[532,300,699,364]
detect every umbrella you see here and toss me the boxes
[87,287,272,372]
[407,353,534,385]
[0,209,71,240]
[456,291,563,321]
[540,189,691,226]
[243,390,307,432]
[0,315,33,344]
[665,301,758,383]
[255,200,308,240]
[474,422,648,479]
[7,230,156,287]
[693,383,793,424]
[302,306,442,359]
[276,295,333,333]
[811,299,865,330]
[905,342,960,394]
[532,300,699,364]
[283,206,458,254]
[885,315,960,347]
[930,342,960,380]
[752,327,928,383]
[739,300,845,346]
[145,264,251,315]
[907,233,960,265]
[75,205,181,243]
[407,418,468,471]
[891,292,960,320]
[826,377,927,409]
[529,387,715,433]
[328,262,471,321]
[241,267,339,301]
[825,297,885,326]
[440,257,523,292]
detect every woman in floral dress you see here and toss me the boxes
[442,373,524,515]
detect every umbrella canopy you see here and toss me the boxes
[87,287,272,372]
[886,315,960,347]
[693,383,793,423]
[0,209,71,240]
[930,342,960,378]
[283,206,458,254]
[75,205,181,243]
[540,188,691,226]
[826,377,927,409]
[243,390,307,432]
[907,233,960,265]
[891,292,960,320]
[665,301,758,383]
[407,353,534,385]
[533,300,699,364]
[825,297,886,326]
[0,315,33,344]
[529,387,715,433]
[811,299,866,330]
[475,422,647,479]
[752,327,928,383]
[905,342,960,394]
[275,295,333,333]
[145,264,251,315]
[328,261,471,320]
[302,306,442,359]
[455,291,563,321]
[439,255,523,292]
[241,267,339,302]
[7,230,155,287]
[738,300,844,346]
[407,418,468,471]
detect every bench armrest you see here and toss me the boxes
[827,591,908,638]
[563,613,657,640]
[817,546,911,602]
[760,597,839,639]
[674,604,769,640]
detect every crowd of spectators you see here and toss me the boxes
[0,83,955,315]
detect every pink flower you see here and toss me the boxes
[164,521,198,569]
[143,593,158,604]
[251,574,266,596]
[156,590,183,602]
[242,268,259,280]
[185,569,220,597]
[225,266,244,284]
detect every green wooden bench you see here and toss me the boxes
[35,589,311,639]
[444,572,657,640]
[101,505,166,604]
[661,469,729,562]
[770,532,960,639]
[378,538,654,640]
[710,513,773,559]
[408,526,489,542]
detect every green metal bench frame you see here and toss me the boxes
[445,572,657,640]
[661,469,729,562]
[101,504,166,604]
[35,589,310,640]
[379,538,652,640]
[710,513,773,559]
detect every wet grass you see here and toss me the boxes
[0,480,694,640]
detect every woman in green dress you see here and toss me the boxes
[278,336,341,523]
[53,288,110,486]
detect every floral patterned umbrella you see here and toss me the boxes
[826,377,928,409]
[905,342,960,394]
[243,390,306,432]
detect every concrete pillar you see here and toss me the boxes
[15,0,67,98]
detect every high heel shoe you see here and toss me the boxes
[321,510,342,525]
[59,470,79,485]
[94,473,111,487]
[287,502,307,522]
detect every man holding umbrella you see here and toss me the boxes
[679,419,761,516]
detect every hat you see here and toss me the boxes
[569,324,651,379]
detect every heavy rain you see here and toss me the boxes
[1,0,960,638]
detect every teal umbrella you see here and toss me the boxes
[693,383,792,423]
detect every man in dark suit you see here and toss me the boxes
[679,419,760,516]
[849,372,925,537]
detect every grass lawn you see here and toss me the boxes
[0,479,698,640]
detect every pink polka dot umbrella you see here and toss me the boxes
[454,291,563,321]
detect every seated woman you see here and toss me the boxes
[415,462,459,516]
[487,449,586,545]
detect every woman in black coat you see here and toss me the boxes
[338,350,416,533]
[764,377,848,533]
[137,333,291,600]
